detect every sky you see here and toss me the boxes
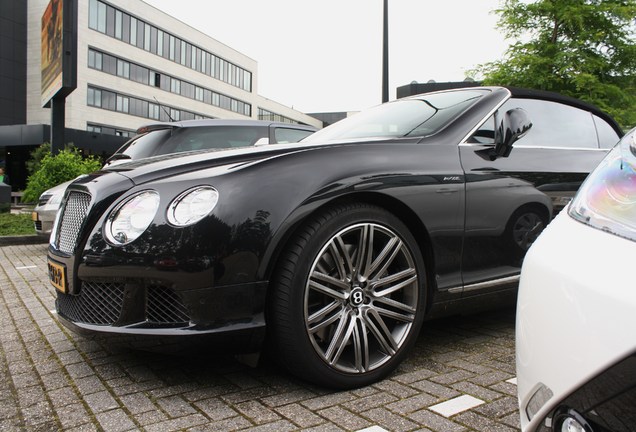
[142,0,510,113]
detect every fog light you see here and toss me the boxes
[525,383,553,420]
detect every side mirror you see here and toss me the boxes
[494,108,532,158]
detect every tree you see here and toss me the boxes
[22,148,102,203]
[474,0,636,129]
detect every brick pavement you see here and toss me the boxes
[0,243,521,431]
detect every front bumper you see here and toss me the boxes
[54,277,268,353]
[516,211,636,431]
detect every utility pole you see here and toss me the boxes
[382,0,389,103]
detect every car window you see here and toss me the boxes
[116,129,172,159]
[593,115,621,149]
[303,89,489,142]
[274,127,314,144]
[500,99,598,149]
[468,98,600,149]
[152,126,266,155]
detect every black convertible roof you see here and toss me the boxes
[507,87,623,136]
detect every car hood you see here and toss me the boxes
[100,138,408,186]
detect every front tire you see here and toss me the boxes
[269,203,427,389]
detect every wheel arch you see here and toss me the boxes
[262,191,438,313]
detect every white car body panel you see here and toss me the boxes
[516,209,636,431]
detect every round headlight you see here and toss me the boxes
[104,190,160,245]
[167,186,219,227]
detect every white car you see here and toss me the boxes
[516,128,636,432]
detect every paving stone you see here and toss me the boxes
[83,390,120,413]
[157,395,198,417]
[95,408,138,432]
[275,403,325,428]
[363,407,419,432]
[408,409,467,432]
[318,406,373,431]
[0,244,521,432]
[386,392,439,415]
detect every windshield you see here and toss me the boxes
[303,89,488,143]
[113,125,269,160]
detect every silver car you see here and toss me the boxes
[32,119,317,236]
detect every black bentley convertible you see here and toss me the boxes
[47,86,621,388]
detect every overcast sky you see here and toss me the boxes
[142,0,509,113]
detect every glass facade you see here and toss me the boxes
[258,108,299,124]
[87,85,206,123]
[88,0,252,92]
[88,48,251,117]
[87,123,135,138]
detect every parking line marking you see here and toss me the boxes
[356,427,388,432]
[429,395,485,417]
[15,265,38,270]
[507,377,517,385]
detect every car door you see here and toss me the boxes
[458,97,618,296]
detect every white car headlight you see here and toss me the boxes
[569,128,636,242]
[104,191,160,245]
[48,191,63,206]
[167,186,219,227]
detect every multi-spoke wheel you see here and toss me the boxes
[269,203,426,389]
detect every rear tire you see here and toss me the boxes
[268,203,427,389]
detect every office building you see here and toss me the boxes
[0,0,321,190]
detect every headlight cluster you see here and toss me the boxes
[105,186,219,246]
[569,128,636,242]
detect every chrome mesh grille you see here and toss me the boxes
[56,282,191,326]
[56,281,125,325]
[147,285,190,324]
[57,191,91,254]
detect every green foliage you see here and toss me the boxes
[0,213,34,236]
[26,142,52,176]
[22,148,102,203]
[474,0,636,129]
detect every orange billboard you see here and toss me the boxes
[41,0,76,107]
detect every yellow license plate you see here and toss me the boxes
[48,259,67,293]
[32,212,38,222]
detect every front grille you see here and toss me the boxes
[56,281,191,326]
[55,191,91,254]
[57,281,125,325]
[147,285,190,324]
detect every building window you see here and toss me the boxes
[169,35,175,61]
[116,95,129,113]
[180,41,187,65]
[149,103,160,120]
[88,0,253,92]
[87,124,101,133]
[130,16,137,47]
[195,86,204,102]
[116,59,129,78]
[87,87,102,107]
[258,108,298,124]
[88,49,103,70]
[170,78,180,94]
[144,24,151,51]
[170,108,180,121]
[115,10,122,39]
[157,30,163,56]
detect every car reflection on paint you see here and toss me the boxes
[47,86,622,389]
